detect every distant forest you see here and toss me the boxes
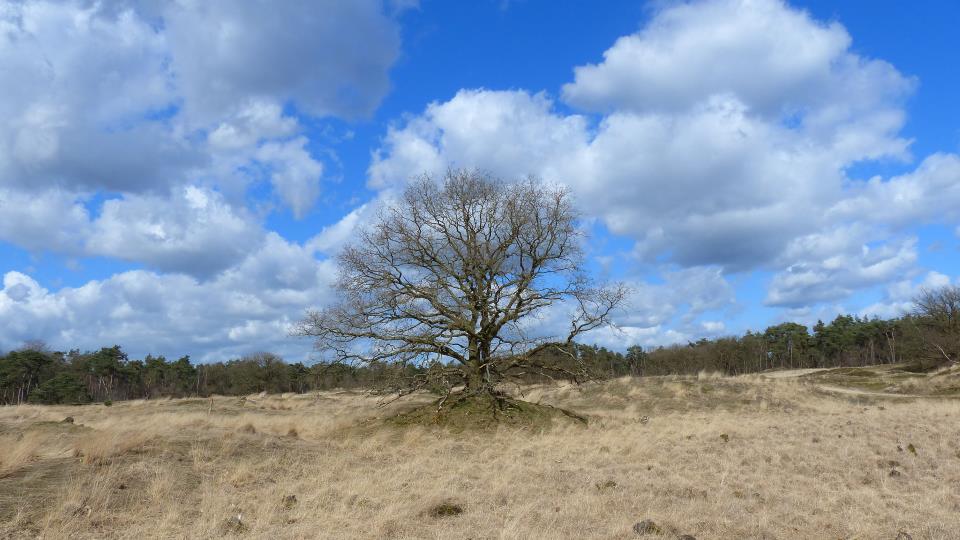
[0,310,955,405]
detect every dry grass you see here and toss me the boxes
[799,362,960,396]
[1,375,958,539]
[895,364,960,395]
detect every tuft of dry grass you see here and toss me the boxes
[0,431,46,477]
[0,421,84,477]
[0,374,958,539]
[72,429,153,465]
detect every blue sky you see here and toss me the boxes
[1,0,958,362]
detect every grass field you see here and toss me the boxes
[1,370,958,539]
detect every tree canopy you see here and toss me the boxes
[295,170,625,396]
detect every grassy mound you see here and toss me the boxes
[801,362,960,396]
[385,393,587,432]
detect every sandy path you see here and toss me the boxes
[759,368,830,379]
[760,368,945,398]
[814,384,921,398]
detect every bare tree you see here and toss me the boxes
[912,285,960,366]
[295,170,625,399]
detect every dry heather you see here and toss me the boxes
[1,374,958,539]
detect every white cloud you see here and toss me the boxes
[0,188,91,253]
[561,0,912,124]
[369,90,589,189]
[765,231,918,307]
[0,1,200,194]
[256,137,324,219]
[86,186,263,278]
[575,97,845,269]
[527,265,736,350]
[306,202,375,256]
[2,0,957,358]
[369,86,908,273]
[701,321,726,333]
[0,235,337,360]
[585,324,689,351]
[368,0,955,315]
[163,0,401,123]
[859,271,953,320]
[830,153,960,228]
[0,0,406,358]
[0,184,270,278]
[0,0,405,252]
[616,266,735,329]
[207,100,298,152]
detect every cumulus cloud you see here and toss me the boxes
[561,0,912,121]
[0,0,405,248]
[567,265,735,349]
[0,0,409,358]
[370,90,589,189]
[306,202,376,256]
[573,97,845,269]
[830,153,960,228]
[163,0,401,123]
[86,187,264,277]
[368,0,957,319]
[859,271,954,320]
[585,324,690,351]
[765,232,918,307]
[617,266,735,329]
[369,86,909,274]
[0,1,200,193]
[2,0,957,357]
[207,100,299,152]
[256,138,324,219]
[0,235,337,360]
[0,188,91,253]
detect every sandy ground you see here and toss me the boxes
[759,368,830,379]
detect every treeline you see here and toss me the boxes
[0,315,929,405]
[657,286,957,376]
[552,308,960,377]
[3,285,957,404]
[544,287,959,379]
[617,315,931,377]
[0,348,407,405]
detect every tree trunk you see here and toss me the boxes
[464,338,495,395]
